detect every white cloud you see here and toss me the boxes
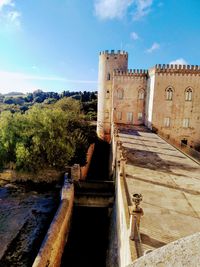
[0,70,97,94]
[6,10,21,27]
[0,0,15,10]
[133,0,153,20]
[94,0,133,20]
[130,31,139,40]
[0,0,21,29]
[169,58,188,65]
[146,42,160,53]
[94,0,153,20]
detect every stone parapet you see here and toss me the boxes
[154,64,200,75]
[100,49,128,56]
[114,69,148,77]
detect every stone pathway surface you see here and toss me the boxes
[118,126,200,253]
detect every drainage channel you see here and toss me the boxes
[61,206,110,267]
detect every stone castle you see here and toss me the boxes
[97,50,200,150]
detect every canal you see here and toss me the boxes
[61,206,110,267]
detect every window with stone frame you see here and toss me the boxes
[117,111,122,121]
[138,112,143,120]
[138,89,145,100]
[185,88,193,101]
[166,87,173,100]
[164,117,170,127]
[105,111,109,119]
[106,90,110,99]
[127,112,133,123]
[183,118,190,128]
[117,89,124,99]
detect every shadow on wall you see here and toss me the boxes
[86,138,110,181]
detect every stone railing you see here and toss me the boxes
[158,132,200,163]
[32,173,74,267]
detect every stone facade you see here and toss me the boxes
[97,50,200,149]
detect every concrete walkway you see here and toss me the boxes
[118,126,200,254]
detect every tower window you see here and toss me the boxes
[107,73,110,80]
[105,111,109,119]
[138,89,144,100]
[183,118,190,128]
[185,88,193,101]
[127,112,133,123]
[138,112,143,120]
[117,89,123,99]
[164,117,170,127]
[166,87,173,100]
[117,111,122,120]
[181,139,188,146]
[106,90,110,99]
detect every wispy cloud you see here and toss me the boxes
[0,70,97,94]
[0,0,21,29]
[133,0,153,20]
[0,71,66,82]
[146,42,160,53]
[169,58,188,65]
[94,0,154,20]
[130,31,139,40]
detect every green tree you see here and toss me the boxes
[0,98,96,173]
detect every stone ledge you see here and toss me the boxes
[32,184,74,267]
[127,232,200,267]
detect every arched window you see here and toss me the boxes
[185,88,193,101]
[138,89,145,100]
[166,87,173,100]
[117,89,124,99]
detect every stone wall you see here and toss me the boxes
[32,177,74,267]
[149,68,200,148]
[80,143,95,180]
[112,74,147,126]
[109,136,138,267]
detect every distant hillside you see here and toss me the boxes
[3,92,25,97]
[0,90,97,120]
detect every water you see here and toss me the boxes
[61,206,110,267]
[0,182,59,267]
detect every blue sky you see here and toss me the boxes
[0,0,200,94]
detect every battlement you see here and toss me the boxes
[154,64,200,74]
[99,50,128,56]
[113,69,148,77]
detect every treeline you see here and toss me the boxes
[0,90,97,120]
[0,90,97,105]
[0,98,97,172]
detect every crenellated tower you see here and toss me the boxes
[97,50,128,142]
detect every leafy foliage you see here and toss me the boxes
[0,98,97,173]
